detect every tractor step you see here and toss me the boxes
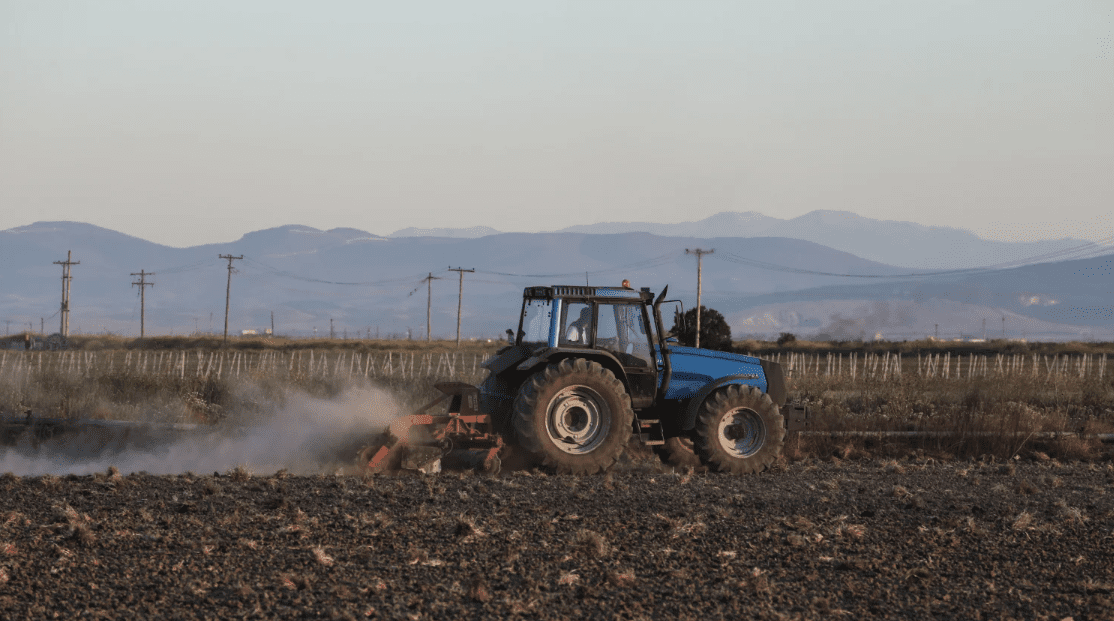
[784,402,811,432]
[636,419,665,446]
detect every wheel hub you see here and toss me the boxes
[717,408,765,458]
[546,386,611,454]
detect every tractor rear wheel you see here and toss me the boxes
[693,385,784,474]
[653,437,707,472]
[513,358,633,475]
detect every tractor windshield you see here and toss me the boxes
[596,302,653,367]
[518,298,552,345]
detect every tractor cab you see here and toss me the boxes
[515,286,661,408]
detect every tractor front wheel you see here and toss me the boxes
[513,358,633,475]
[693,385,784,474]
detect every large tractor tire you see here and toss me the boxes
[693,384,784,474]
[513,358,633,475]
[653,437,707,473]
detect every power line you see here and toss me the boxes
[715,237,1114,280]
[219,254,243,343]
[420,272,442,341]
[149,259,216,275]
[131,270,155,338]
[53,250,79,337]
[240,257,437,287]
[472,253,678,280]
[686,248,713,348]
[448,267,474,347]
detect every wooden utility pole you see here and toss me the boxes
[218,254,243,343]
[423,272,442,341]
[53,250,80,337]
[448,267,474,347]
[685,248,713,348]
[131,270,155,338]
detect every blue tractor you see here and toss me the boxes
[473,284,808,475]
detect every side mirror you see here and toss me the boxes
[665,336,679,344]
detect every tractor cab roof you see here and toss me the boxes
[523,285,654,303]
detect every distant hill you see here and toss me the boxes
[389,226,501,239]
[719,252,1114,341]
[375,210,1104,270]
[558,210,1101,270]
[1,221,1109,342]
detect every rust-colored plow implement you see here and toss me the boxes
[359,382,504,475]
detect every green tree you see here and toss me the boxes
[670,306,732,351]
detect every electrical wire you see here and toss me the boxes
[148,259,217,275]
[714,253,988,279]
[240,257,445,287]
[715,236,1114,280]
[473,252,677,279]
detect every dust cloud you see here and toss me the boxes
[0,385,403,476]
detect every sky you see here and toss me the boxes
[1,1,1112,247]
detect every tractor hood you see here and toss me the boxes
[663,345,786,405]
[668,345,760,366]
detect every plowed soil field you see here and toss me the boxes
[2,460,1113,620]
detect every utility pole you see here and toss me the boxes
[131,270,155,338]
[422,272,442,341]
[685,249,714,348]
[4,320,9,335]
[448,267,474,347]
[330,318,335,339]
[1002,316,1006,339]
[53,250,80,337]
[218,254,243,343]
[271,311,275,336]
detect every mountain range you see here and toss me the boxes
[391,210,1100,271]
[1,219,1111,342]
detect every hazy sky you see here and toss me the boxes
[2,1,1111,247]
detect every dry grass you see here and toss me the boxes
[0,346,493,427]
[51,334,501,355]
[572,529,609,558]
[735,338,1114,358]
[1012,511,1034,531]
[311,546,334,566]
[3,340,1113,465]
[788,366,1114,461]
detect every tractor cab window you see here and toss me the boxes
[519,299,552,345]
[596,303,652,368]
[560,302,592,346]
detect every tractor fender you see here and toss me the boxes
[482,345,532,375]
[679,374,773,432]
[515,347,629,390]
